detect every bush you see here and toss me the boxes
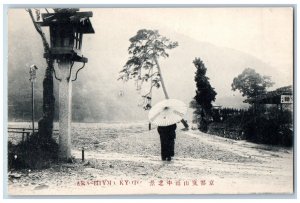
[207,107,293,147]
[207,113,246,140]
[8,132,59,170]
[242,111,293,147]
[198,118,209,132]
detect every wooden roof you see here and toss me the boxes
[39,10,95,34]
[244,85,293,104]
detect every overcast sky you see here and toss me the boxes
[8,7,294,115]
[9,7,293,81]
[84,7,293,76]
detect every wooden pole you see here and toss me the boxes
[82,147,85,162]
[22,129,25,143]
[31,81,35,135]
[148,68,153,130]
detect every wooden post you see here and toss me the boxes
[22,129,25,143]
[82,147,85,162]
[29,66,37,135]
[31,81,35,135]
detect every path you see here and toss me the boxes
[7,123,293,195]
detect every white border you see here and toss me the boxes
[1,0,298,202]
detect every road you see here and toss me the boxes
[8,122,293,195]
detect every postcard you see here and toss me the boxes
[6,7,294,195]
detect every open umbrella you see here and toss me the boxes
[148,99,188,126]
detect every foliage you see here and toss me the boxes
[192,58,217,111]
[119,29,178,109]
[190,58,217,132]
[231,68,274,99]
[211,108,247,122]
[207,106,293,147]
[8,133,59,170]
[242,109,293,146]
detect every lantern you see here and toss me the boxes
[39,9,95,62]
[36,9,95,160]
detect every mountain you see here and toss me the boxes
[7,11,292,122]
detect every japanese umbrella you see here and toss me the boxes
[148,99,188,126]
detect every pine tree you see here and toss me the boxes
[119,29,178,105]
[120,29,189,129]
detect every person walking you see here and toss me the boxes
[148,99,187,162]
[157,123,177,161]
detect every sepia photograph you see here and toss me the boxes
[5,6,294,196]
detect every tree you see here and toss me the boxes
[190,58,217,132]
[231,68,274,99]
[119,29,178,106]
[119,29,189,129]
[8,9,59,169]
[27,9,55,140]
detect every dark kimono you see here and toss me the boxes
[157,124,177,161]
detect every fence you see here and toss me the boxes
[8,127,59,143]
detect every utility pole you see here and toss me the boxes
[29,64,38,134]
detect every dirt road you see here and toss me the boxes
[7,122,293,195]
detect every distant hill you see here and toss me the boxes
[7,13,292,122]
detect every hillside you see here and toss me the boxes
[7,10,292,122]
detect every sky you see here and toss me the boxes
[84,7,293,78]
[76,7,293,93]
[7,7,294,121]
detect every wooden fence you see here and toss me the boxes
[8,127,59,143]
